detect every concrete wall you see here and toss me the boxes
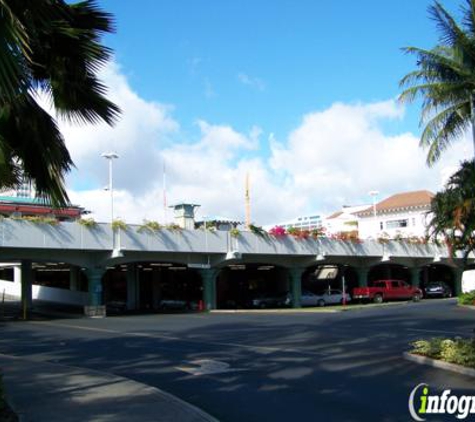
[0,279,87,306]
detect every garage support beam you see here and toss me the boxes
[410,267,421,288]
[20,259,33,320]
[84,267,106,317]
[453,266,463,296]
[127,264,139,310]
[200,269,217,310]
[289,268,304,308]
[356,267,369,287]
[70,265,80,291]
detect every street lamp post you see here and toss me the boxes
[101,152,119,222]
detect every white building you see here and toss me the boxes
[355,190,434,239]
[323,204,370,235]
[264,213,322,231]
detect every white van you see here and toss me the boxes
[461,270,475,293]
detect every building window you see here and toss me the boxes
[386,219,408,229]
[380,222,383,230]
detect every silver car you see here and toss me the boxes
[302,289,351,307]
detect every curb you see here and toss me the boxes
[403,352,475,378]
[211,301,420,315]
[457,304,475,311]
[0,354,219,422]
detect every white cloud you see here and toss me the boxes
[57,63,468,226]
[237,72,266,91]
[269,100,466,214]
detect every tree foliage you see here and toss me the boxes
[428,160,475,261]
[399,0,475,166]
[0,0,120,205]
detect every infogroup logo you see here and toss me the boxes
[409,383,475,421]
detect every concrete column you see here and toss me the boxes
[356,267,369,287]
[21,259,33,319]
[288,267,304,308]
[199,269,217,310]
[453,266,463,296]
[84,267,106,317]
[152,270,161,310]
[410,267,421,288]
[69,265,80,291]
[126,264,138,310]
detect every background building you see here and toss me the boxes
[355,190,434,239]
[0,183,86,221]
[322,204,370,235]
[264,214,322,231]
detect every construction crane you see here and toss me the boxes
[245,172,251,228]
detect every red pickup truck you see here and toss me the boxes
[352,280,423,303]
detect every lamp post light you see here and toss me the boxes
[368,190,379,236]
[101,152,119,222]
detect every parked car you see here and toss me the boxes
[311,289,352,307]
[158,299,198,311]
[352,280,423,303]
[251,293,288,308]
[424,281,452,298]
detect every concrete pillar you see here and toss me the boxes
[84,267,106,317]
[127,264,138,310]
[199,269,217,310]
[288,267,304,308]
[453,266,463,296]
[69,265,80,291]
[21,260,33,319]
[357,267,369,287]
[152,270,161,310]
[410,267,421,288]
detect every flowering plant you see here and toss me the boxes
[269,226,287,237]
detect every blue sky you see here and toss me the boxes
[97,0,458,138]
[61,0,468,224]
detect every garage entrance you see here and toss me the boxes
[103,263,202,312]
[302,265,358,296]
[216,264,288,309]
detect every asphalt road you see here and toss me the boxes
[1,300,474,422]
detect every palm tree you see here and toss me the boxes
[0,0,120,205]
[399,0,475,166]
[428,160,475,261]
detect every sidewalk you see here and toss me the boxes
[0,354,218,422]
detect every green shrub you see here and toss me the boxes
[458,291,475,306]
[111,219,127,231]
[137,220,161,233]
[410,337,475,369]
[78,217,97,228]
[410,338,443,358]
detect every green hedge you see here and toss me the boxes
[411,337,475,368]
[458,291,475,306]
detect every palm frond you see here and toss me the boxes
[0,94,73,206]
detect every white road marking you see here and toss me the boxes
[176,359,247,376]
